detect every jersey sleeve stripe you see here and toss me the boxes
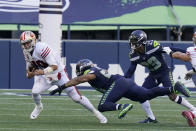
[41,47,49,57]
[42,49,51,59]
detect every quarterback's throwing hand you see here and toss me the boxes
[49,87,63,96]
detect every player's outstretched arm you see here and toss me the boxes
[49,74,96,95]
[163,47,191,62]
[171,51,191,62]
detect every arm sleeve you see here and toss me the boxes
[124,62,137,78]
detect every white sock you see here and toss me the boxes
[175,96,196,111]
[79,96,97,113]
[32,93,42,107]
[141,101,155,120]
[191,110,196,118]
[116,104,120,110]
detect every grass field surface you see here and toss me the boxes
[0,89,196,131]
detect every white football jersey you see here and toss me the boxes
[23,41,65,74]
[186,45,196,69]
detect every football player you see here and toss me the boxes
[124,30,196,123]
[164,31,196,127]
[49,59,190,120]
[19,31,107,123]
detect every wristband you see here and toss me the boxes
[169,51,174,57]
[192,67,196,72]
[43,67,53,75]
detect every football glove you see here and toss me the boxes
[49,87,63,96]
[163,47,173,56]
[184,70,195,80]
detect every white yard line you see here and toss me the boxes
[0,127,192,131]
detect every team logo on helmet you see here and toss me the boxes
[20,31,36,52]
[76,59,94,76]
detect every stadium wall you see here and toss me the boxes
[0,40,195,90]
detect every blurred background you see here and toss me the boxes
[0,0,196,89]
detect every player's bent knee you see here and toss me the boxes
[98,104,105,112]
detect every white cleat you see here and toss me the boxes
[30,104,43,119]
[94,110,108,124]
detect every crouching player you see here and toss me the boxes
[20,31,107,123]
[50,59,191,121]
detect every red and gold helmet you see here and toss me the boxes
[20,31,36,52]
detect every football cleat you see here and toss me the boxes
[118,104,133,119]
[30,103,43,119]
[94,110,108,124]
[182,111,195,127]
[138,117,158,123]
[173,81,191,97]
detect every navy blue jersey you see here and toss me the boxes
[125,40,169,78]
[85,67,121,93]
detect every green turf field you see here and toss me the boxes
[0,89,196,131]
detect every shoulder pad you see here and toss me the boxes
[36,42,51,59]
[146,40,160,48]
[145,40,161,54]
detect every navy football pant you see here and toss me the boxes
[98,77,171,112]
[142,70,174,89]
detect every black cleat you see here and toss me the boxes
[138,117,158,123]
[173,81,191,97]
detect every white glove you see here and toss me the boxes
[45,73,59,83]
[163,47,172,55]
[184,70,195,80]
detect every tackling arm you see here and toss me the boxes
[64,74,96,89]
[49,74,96,95]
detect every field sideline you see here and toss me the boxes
[0,89,196,131]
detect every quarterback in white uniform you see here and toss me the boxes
[164,32,196,127]
[19,31,107,123]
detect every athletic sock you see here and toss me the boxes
[79,95,97,113]
[32,93,42,107]
[175,96,196,111]
[141,101,155,120]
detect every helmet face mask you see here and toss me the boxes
[129,30,147,51]
[20,31,36,52]
[76,59,94,76]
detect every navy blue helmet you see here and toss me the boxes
[76,59,94,76]
[128,30,147,50]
